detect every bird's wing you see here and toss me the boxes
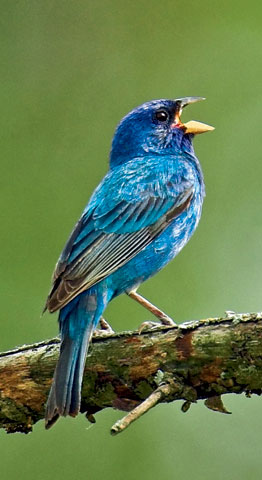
[45,159,194,312]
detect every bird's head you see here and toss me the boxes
[110,97,214,168]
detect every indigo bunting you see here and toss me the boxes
[44,97,214,428]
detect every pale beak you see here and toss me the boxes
[171,97,215,134]
[183,120,215,134]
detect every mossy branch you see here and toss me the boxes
[1,311,262,434]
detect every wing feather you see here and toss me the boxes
[45,158,194,313]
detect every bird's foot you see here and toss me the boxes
[93,317,115,338]
[138,316,176,334]
[99,317,114,333]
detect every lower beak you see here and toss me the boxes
[183,120,215,134]
[171,97,215,135]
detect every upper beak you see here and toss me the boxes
[171,97,214,134]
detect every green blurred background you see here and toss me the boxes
[1,0,262,478]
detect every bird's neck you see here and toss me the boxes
[110,132,204,195]
[174,131,205,193]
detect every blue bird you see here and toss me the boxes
[44,97,214,428]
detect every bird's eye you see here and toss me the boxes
[155,109,169,123]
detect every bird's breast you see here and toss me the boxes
[153,190,203,258]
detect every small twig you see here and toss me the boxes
[111,382,178,435]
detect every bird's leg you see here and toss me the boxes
[127,290,177,332]
[93,317,115,337]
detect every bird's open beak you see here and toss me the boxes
[171,97,214,134]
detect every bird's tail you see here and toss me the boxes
[45,286,110,429]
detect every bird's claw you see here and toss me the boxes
[159,315,177,327]
[99,317,115,333]
[138,317,177,334]
[138,321,161,334]
[93,317,115,337]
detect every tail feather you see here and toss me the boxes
[45,288,109,429]
[69,328,92,415]
[64,325,93,417]
[64,347,80,416]
[45,334,88,428]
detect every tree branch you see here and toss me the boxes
[1,311,262,434]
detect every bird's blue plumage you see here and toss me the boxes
[45,98,211,428]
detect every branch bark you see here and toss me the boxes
[1,311,262,434]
